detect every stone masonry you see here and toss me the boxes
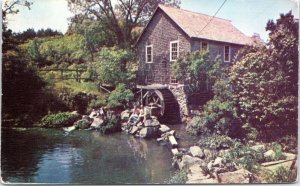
[168,84,190,118]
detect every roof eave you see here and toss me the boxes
[190,36,250,46]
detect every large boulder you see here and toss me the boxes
[186,164,214,184]
[139,127,159,138]
[203,149,214,160]
[130,126,139,135]
[144,119,160,127]
[91,117,104,129]
[121,110,131,121]
[74,118,91,129]
[190,146,204,159]
[213,157,224,167]
[217,169,252,183]
[178,155,205,170]
[159,124,170,133]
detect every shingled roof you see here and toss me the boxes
[139,4,252,45]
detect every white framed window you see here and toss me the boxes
[170,40,179,61]
[145,45,153,63]
[224,45,230,62]
[201,42,209,51]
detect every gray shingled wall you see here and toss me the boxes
[137,9,191,85]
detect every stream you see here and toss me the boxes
[1,124,198,184]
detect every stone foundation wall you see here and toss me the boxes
[168,84,190,119]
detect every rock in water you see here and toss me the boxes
[189,146,204,159]
[139,127,159,138]
[63,126,76,132]
[130,126,139,135]
[168,135,178,148]
[159,124,170,133]
[74,119,91,129]
[171,148,179,156]
[91,117,104,129]
[144,119,160,127]
[217,169,252,183]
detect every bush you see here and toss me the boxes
[39,112,80,128]
[271,143,286,161]
[88,98,107,110]
[186,76,244,139]
[167,170,188,184]
[222,142,265,173]
[95,110,122,134]
[278,135,297,153]
[230,12,298,138]
[197,134,236,150]
[107,83,134,108]
[49,80,107,114]
[98,118,121,134]
[265,166,297,183]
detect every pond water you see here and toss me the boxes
[1,128,176,184]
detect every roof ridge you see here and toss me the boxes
[158,4,231,22]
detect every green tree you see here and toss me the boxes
[67,0,181,47]
[22,34,87,66]
[67,19,117,61]
[92,47,137,87]
[230,12,298,138]
[171,50,221,93]
[107,83,134,108]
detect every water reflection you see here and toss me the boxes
[1,128,174,184]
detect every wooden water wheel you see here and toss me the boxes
[139,88,180,123]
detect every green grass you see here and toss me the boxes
[53,80,103,96]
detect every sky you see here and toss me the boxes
[5,0,299,41]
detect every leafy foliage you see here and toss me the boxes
[67,0,181,47]
[222,142,265,173]
[172,50,221,93]
[49,80,107,114]
[278,135,297,154]
[98,117,122,134]
[14,28,62,42]
[265,166,297,183]
[2,40,47,126]
[167,170,187,184]
[107,83,134,108]
[270,143,286,161]
[230,12,298,139]
[187,99,242,138]
[197,134,236,150]
[21,34,87,67]
[92,47,137,87]
[67,19,116,60]
[40,112,80,128]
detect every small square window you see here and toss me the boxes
[170,76,178,84]
[201,42,208,51]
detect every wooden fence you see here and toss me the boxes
[38,68,88,82]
